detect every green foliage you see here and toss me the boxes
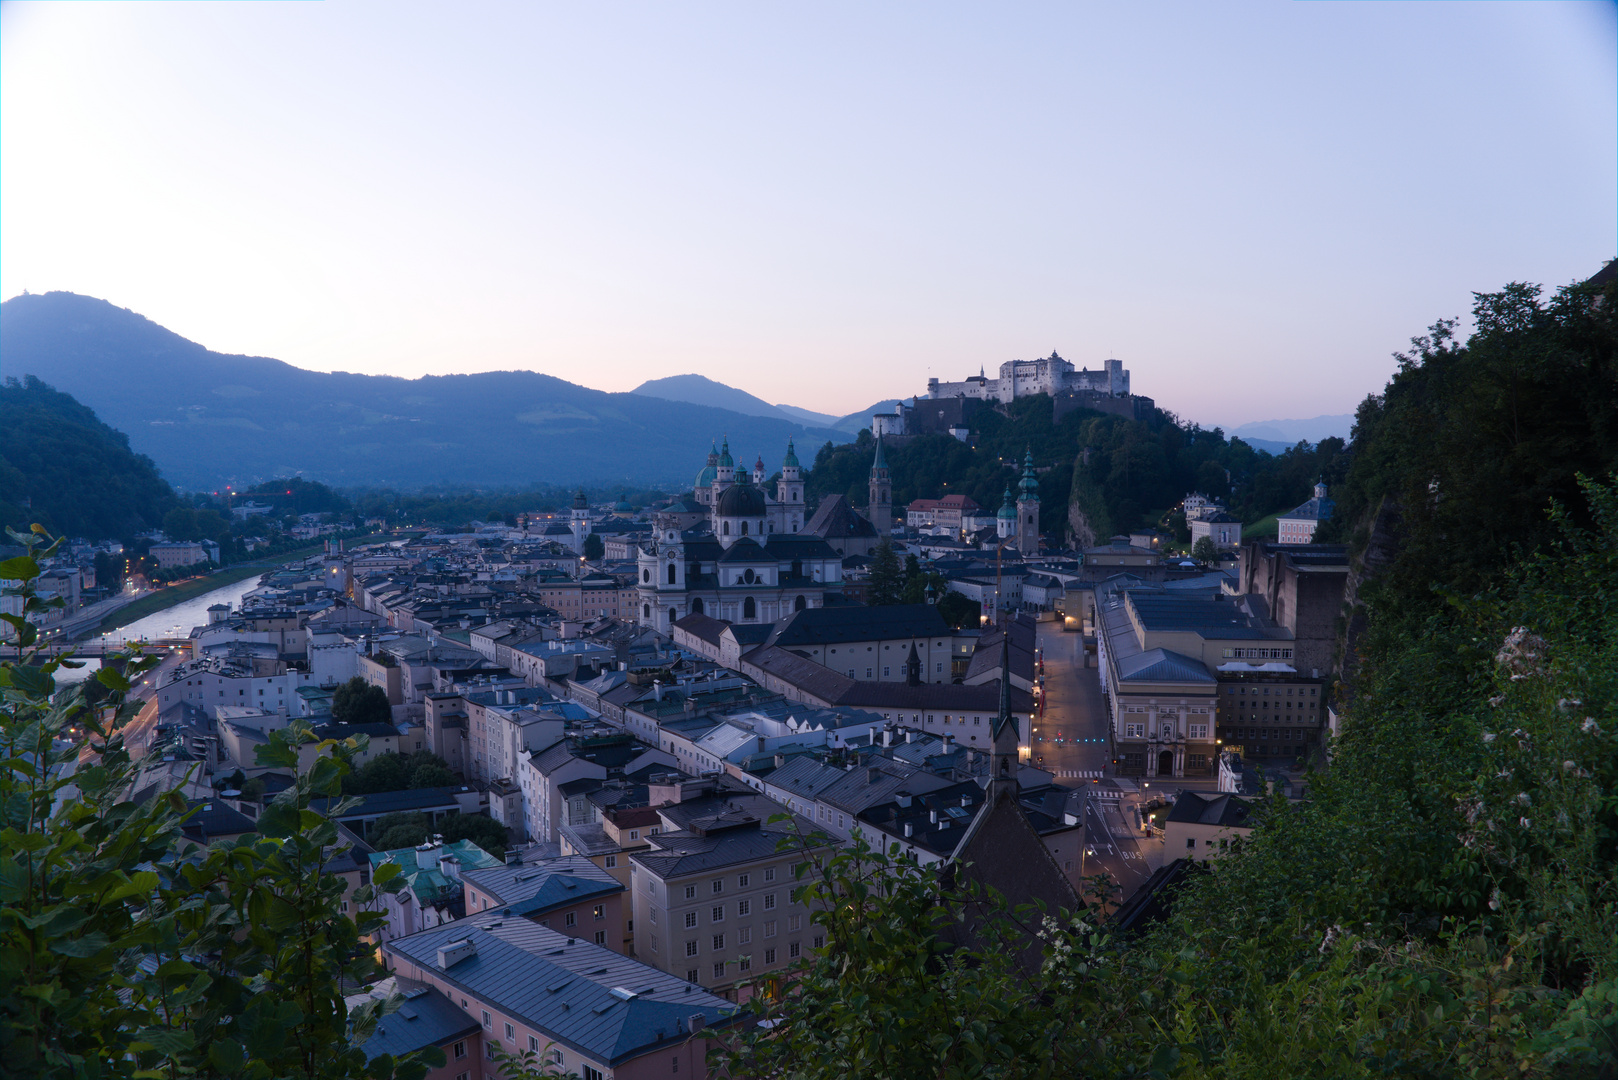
[0,376,179,539]
[865,539,903,606]
[1190,536,1218,564]
[161,506,233,546]
[935,589,980,629]
[332,676,392,726]
[368,810,508,859]
[0,528,437,1079]
[805,397,1347,545]
[343,750,458,796]
[582,532,604,560]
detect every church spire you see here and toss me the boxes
[990,630,1018,787]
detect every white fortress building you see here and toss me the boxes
[926,352,1129,403]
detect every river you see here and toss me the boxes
[100,574,269,647]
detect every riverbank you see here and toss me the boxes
[91,535,378,636]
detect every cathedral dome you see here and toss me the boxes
[695,464,718,490]
[717,481,767,518]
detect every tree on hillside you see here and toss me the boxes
[935,590,979,629]
[331,676,391,726]
[582,533,604,560]
[866,539,903,606]
[1192,536,1219,564]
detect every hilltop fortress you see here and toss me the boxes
[874,352,1154,437]
[928,352,1131,402]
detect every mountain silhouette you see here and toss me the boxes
[0,292,843,491]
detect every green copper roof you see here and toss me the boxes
[718,437,734,468]
[783,437,800,468]
[997,487,1017,519]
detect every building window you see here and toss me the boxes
[714,962,727,979]
[711,905,724,922]
[764,919,777,937]
[651,934,659,951]
[584,1068,604,1080]
[504,1023,515,1041]
[883,667,890,677]
[1187,838,1197,849]
[712,933,725,951]
[687,970,699,983]
[788,914,802,932]
[739,955,752,972]
[764,867,775,882]
[790,942,801,958]
[593,904,605,920]
[594,930,606,945]
[685,911,698,928]
[737,899,751,916]
[765,946,777,964]
[605,854,617,868]
[453,1041,467,1060]
[481,1011,491,1029]
[685,885,697,899]
[686,940,698,957]
[813,934,824,949]
[738,873,749,888]
[738,927,751,944]
[565,912,576,928]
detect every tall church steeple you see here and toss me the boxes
[778,438,804,532]
[868,437,892,536]
[990,631,1019,788]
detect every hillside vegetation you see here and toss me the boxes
[806,395,1347,545]
[729,275,1618,1078]
[0,376,179,539]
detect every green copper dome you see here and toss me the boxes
[718,437,735,469]
[783,438,800,469]
[997,487,1017,519]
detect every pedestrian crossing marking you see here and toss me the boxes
[1055,769,1106,778]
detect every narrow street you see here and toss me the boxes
[1032,619,1162,902]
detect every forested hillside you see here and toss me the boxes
[0,376,179,539]
[729,274,1618,1078]
[805,394,1347,545]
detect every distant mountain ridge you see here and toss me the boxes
[629,373,898,435]
[0,293,846,491]
[1230,414,1354,445]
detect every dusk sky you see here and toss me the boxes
[2,1,1613,428]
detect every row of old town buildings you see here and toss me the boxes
[46,359,1347,1079]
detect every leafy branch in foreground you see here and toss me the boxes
[1,525,440,1079]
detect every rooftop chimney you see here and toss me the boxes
[895,790,912,808]
[903,823,913,838]
[687,1013,707,1034]
[929,808,939,824]
[867,766,881,783]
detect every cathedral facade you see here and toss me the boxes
[636,438,843,632]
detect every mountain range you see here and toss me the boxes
[0,293,861,492]
[1229,414,1354,453]
[630,373,898,435]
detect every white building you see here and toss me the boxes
[927,353,1129,404]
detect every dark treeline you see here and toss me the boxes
[805,394,1349,546]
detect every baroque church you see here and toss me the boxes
[635,437,893,632]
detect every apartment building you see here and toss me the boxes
[628,779,828,1002]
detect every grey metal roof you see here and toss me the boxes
[629,824,813,880]
[1166,792,1255,828]
[360,980,480,1061]
[762,604,950,648]
[464,855,624,917]
[385,919,740,1065]
[1116,648,1216,684]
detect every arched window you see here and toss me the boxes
[794,595,807,612]
[741,521,749,536]
[642,603,651,618]
[790,560,802,579]
[692,598,705,615]
[667,563,677,585]
[743,597,757,620]
[642,568,650,583]
[743,568,756,585]
[723,521,730,536]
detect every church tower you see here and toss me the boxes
[868,437,892,536]
[1015,448,1040,556]
[570,489,591,556]
[778,438,805,532]
[996,486,1016,541]
[715,438,736,492]
[752,453,766,486]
